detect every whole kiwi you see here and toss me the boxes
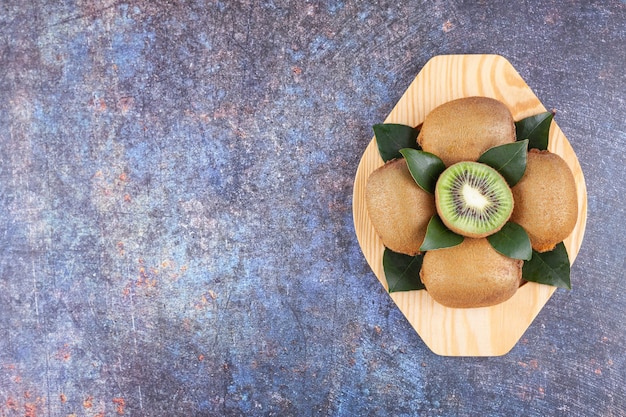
[420,238,523,308]
[510,149,578,252]
[365,158,436,255]
[417,97,516,166]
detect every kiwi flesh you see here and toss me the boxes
[435,161,513,238]
[510,149,578,252]
[365,158,436,255]
[417,97,516,166]
[420,238,523,308]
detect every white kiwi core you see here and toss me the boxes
[462,183,490,210]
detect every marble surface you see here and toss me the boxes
[1,1,624,416]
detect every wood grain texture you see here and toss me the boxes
[352,54,588,356]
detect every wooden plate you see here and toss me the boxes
[352,55,588,356]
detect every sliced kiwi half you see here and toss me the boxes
[435,161,513,238]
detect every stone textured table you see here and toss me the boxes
[1,1,624,416]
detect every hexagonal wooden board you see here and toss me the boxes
[352,54,587,356]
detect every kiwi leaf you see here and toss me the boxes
[399,148,446,194]
[477,139,528,187]
[383,248,426,293]
[515,112,554,151]
[522,242,571,289]
[419,215,464,251]
[486,222,532,260]
[373,123,421,162]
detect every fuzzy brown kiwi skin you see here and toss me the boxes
[434,163,514,239]
[417,97,516,166]
[420,238,523,308]
[365,159,436,256]
[510,149,578,252]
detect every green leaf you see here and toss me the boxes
[487,222,532,260]
[373,123,421,162]
[515,111,554,150]
[399,148,446,194]
[477,139,528,187]
[522,242,571,289]
[419,214,464,251]
[383,248,426,293]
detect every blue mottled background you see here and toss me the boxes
[1,1,625,416]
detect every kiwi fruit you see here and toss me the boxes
[417,97,516,166]
[435,161,514,238]
[365,158,436,255]
[420,238,523,308]
[510,149,578,252]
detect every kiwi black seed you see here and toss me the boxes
[435,161,513,238]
